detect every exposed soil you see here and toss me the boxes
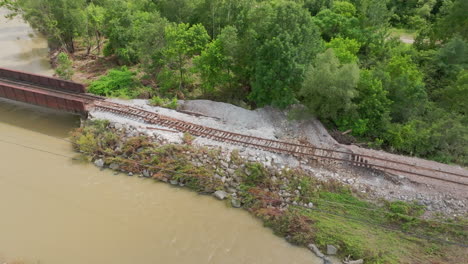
[49,49,118,85]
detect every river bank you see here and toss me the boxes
[71,119,468,264]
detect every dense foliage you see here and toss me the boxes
[2,0,466,165]
[87,67,141,97]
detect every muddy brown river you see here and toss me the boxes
[0,9,319,264]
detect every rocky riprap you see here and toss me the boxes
[96,121,467,217]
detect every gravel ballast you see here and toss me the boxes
[89,98,467,216]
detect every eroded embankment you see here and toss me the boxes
[70,120,468,264]
[90,99,467,216]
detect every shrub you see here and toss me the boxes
[88,66,140,97]
[149,96,164,107]
[55,52,74,80]
[103,42,114,57]
[182,132,195,145]
[149,96,178,109]
[242,163,268,186]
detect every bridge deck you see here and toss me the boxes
[0,68,97,115]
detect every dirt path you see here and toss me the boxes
[400,35,415,44]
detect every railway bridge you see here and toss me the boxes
[0,67,467,189]
[0,67,97,115]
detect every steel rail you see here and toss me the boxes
[94,101,468,179]
[93,101,468,187]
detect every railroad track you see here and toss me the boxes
[93,101,468,187]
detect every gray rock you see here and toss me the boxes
[109,163,119,170]
[94,159,104,168]
[114,123,123,130]
[143,170,151,178]
[307,244,324,258]
[322,256,332,264]
[326,245,337,255]
[213,190,228,200]
[170,180,178,185]
[137,147,145,153]
[231,199,241,208]
[345,260,364,264]
[308,202,314,208]
[128,172,133,176]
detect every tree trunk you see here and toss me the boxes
[96,31,101,55]
[179,55,184,92]
[66,37,75,54]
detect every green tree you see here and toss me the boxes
[160,23,210,92]
[300,49,360,121]
[386,105,467,164]
[154,0,202,23]
[358,0,391,28]
[301,0,334,15]
[326,37,361,63]
[383,55,427,123]
[312,1,361,41]
[83,3,105,55]
[438,70,468,115]
[132,11,168,68]
[55,52,74,80]
[191,0,252,38]
[338,69,391,137]
[1,0,87,52]
[415,36,467,99]
[102,0,167,65]
[332,1,357,17]
[435,0,468,41]
[245,1,322,108]
[194,26,239,96]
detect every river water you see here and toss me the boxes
[0,9,319,264]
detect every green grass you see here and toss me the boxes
[389,28,417,44]
[389,28,417,37]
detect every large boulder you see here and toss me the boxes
[213,190,228,200]
[94,159,104,168]
[326,244,337,255]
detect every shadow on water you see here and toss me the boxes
[0,97,81,138]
